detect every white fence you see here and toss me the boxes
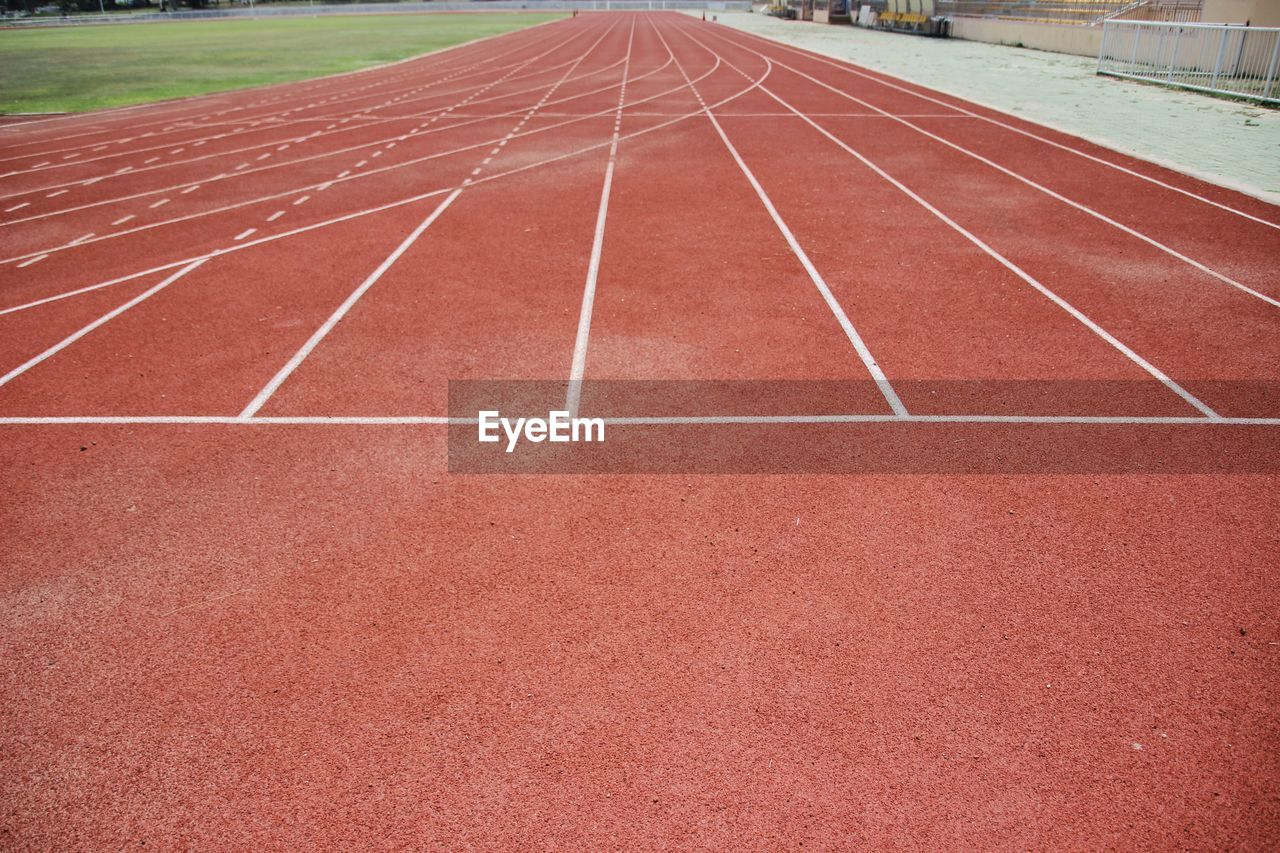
[1,0,747,27]
[1098,20,1280,104]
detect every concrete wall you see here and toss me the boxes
[1202,0,1280,26]
[950,0,1280,58]
[948,16,1104,56]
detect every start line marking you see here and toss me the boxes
[1,415,1279,426]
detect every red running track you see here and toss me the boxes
[2,12,1279,848]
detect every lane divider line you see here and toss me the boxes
[662,22,906,418]
[680,21,1220,421]
[0,414,1278,427]
[0,258,208,389]
[712,31,1280,310]
[722,24,1280,230]
[238,189,463,420]
[566,18,636,418]
[0,52,767,320]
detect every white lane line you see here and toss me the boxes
[677,22,1218,419]
[144,156,160,164]
[293,195,311,205]
[0,20,575,161]
[46,189,68,198]
[0,258,208,388]
[267,210,286,222]
[1,414,1278,427]
[1,62,766,319]
[602,413,1280,426]
[0,42,657,235]
[16,254,47,269]
[4,202,29,212]
[566,19,637,418]
[665,28,906,416]
[234,228,257,241]
[149,198,170,209]
[238,189,463,419]
[181,185,201,194]
[723,25,1280,230]
[748,48,1280,309]
[68,233,95,246]
[112,214,135,226]
[765,84,1219,418]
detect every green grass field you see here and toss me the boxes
[0,12,565,114]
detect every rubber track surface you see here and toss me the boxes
[2,13,1278,848]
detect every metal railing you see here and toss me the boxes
[0,0,747,27]
[1101,0,1200,23]
[1098,20,1280,104]
[940,0,1152,25]
[937,0,1200,25]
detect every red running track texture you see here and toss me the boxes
[2,12,1279,848]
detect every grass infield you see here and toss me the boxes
[0,12,565,114]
